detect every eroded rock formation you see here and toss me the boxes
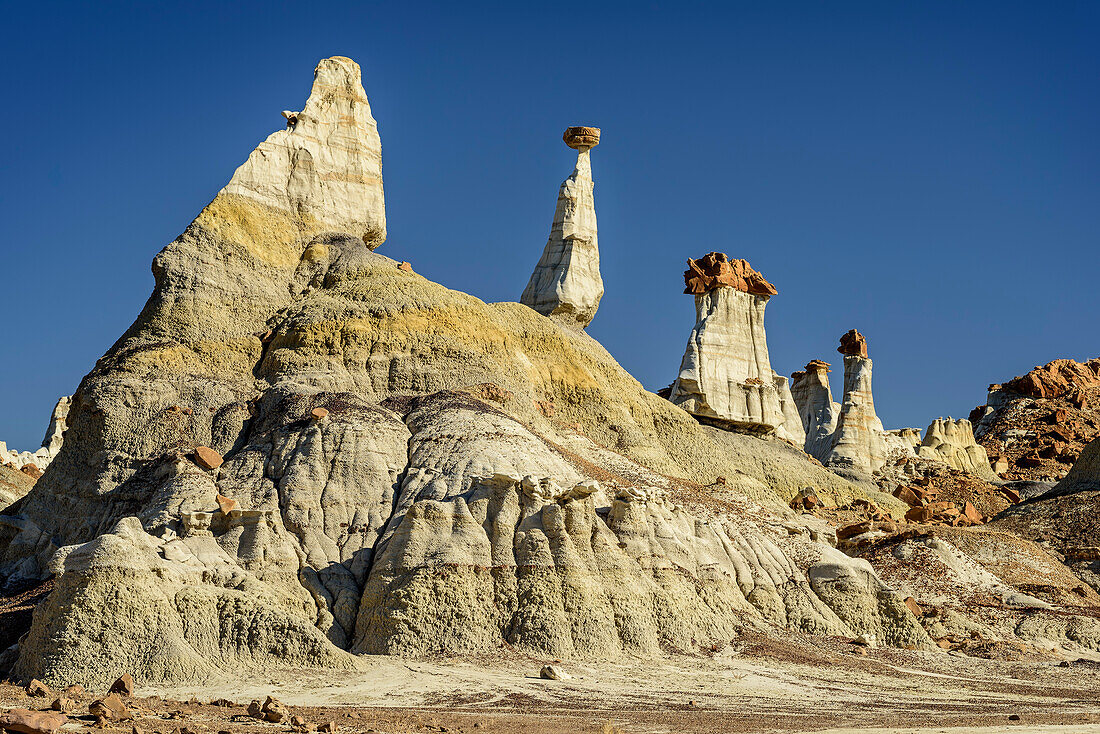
[520,127,603,327]
[221,56,386,248]
[824,331,888,476]
[971,358,1100,481]
[668,254,804,443]
[0,396,71,478]
[916,418,996,480]
[790,360,839,462]
[0,66,931,687]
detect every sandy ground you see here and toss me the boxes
[7,631,1100,734]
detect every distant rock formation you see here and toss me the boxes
[669,253,805,443]
[823,330,889,475]
[521,127,604,327]
[971,357,1100,481]
[790,360,839,462]
[916,418,996,480]
[221,56,387,248]
[0,396,71,475]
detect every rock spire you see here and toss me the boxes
[668,253,805,442]
[822,331,889,475]
[521,127,604,327]
[790,361,839,462]
[221,56,387,248]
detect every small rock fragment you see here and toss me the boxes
[49,698,75,713]
[109,673,134,696]
[539,664,571,680]
[215,494,237,515]
[397,261,413,272]
[318,723,337,733]
[89,693,132,722]
[192,445,223,470]
[310,407,329,421]
[25,679,51,697]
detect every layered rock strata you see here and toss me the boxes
[0,61,930,687]
[220,56,386,248]
[790,360,839,462]
[520,127,604,327]
[823,330,889,476]
[669,253,805,443]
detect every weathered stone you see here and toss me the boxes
[521,128,603,327]
[0,709,67,734]
[191,446,223,470]
[824,337,888,475]
[108,673,134,696]
[917,418,997,480]
[310,407,329,421]
[682,252,777,296]
[215,494,237,515]
[563,126,600,149]
[89,694,131,721]
[791,360,840,462]
[396,261,413,272]
[837,329,868,357]
[221,56,386,247]
[25,680,51,697]
[669,255,805,443]
[540,664,572,680]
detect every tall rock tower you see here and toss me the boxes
[521,127,604,327]
[823,329,889,474]
[668,252,805,443]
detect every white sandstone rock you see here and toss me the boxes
[791,361,840,462]
[917,418,997,480]
[221,56,387,247]
[669,260,805,443]
[825,353,889,475]
[0,396,71,473]
[521,127,603,327]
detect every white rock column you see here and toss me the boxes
[521,127,604,327]
[825,352,888,475]
[668,255,805,442]
[791,361,840,462]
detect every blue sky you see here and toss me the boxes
[1,1,1097,449]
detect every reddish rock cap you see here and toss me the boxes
[563,126,600,150]
[837,329,868,357]
[683,252,777,296]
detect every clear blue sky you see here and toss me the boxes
[1,1,1097,449]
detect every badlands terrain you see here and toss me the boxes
[3,56,1100,733]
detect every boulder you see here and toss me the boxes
[521,127,603,327]
[191,446,223,470]
[0,709,67,734]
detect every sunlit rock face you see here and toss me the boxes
[822,331,888,476]
[221,56,387,248]
[917,418,997,480]
[669,253,805,443]
[521,127,604,328]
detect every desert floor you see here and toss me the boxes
[10,629,1100,734]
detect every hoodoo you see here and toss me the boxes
[521,127,604,327]
[823,329,889,475]
[791,360,840,462]
[669,252,805,442]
